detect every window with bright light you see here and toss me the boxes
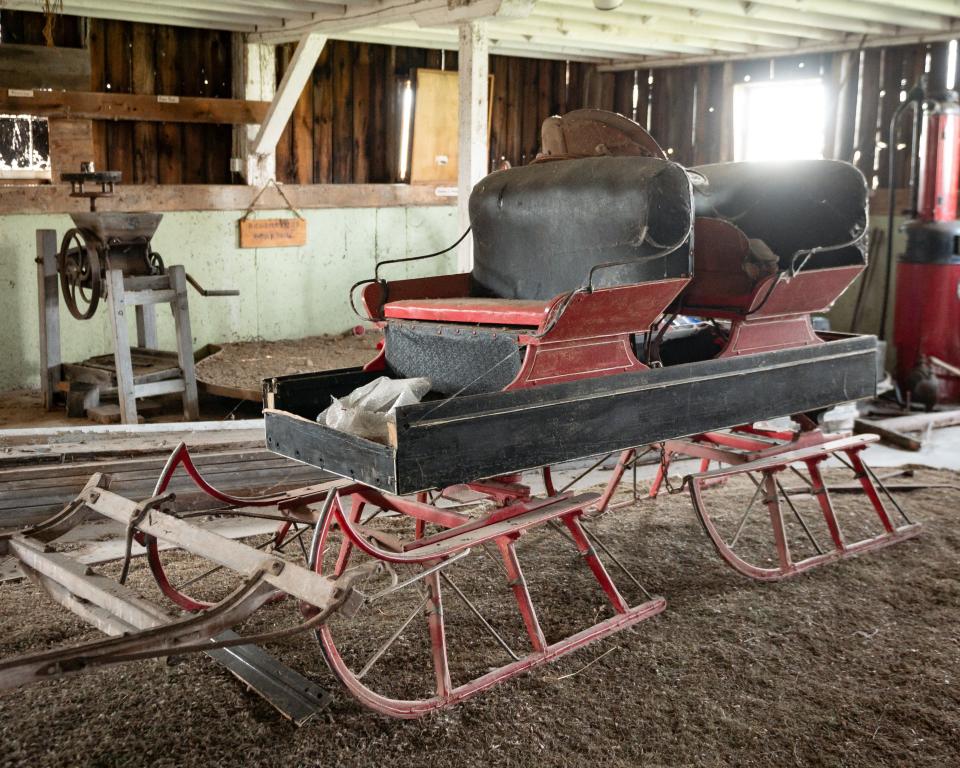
[0,114,51,180]
[397,79,414,181]
[733,79,826,162]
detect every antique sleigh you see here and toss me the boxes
[0,110,917,720]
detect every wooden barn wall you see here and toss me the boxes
[0,10,233,184]
[0,10,84,47]
[273,42,460,184]
[279,44,935,182]
[3,8,959,189]
[87,21,234,184]
[273,47,639,183]
[616,43,956,188]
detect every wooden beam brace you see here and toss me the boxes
[235,40,277,186]
[457,20,489,272]
[0,89,270,125]
[253,0,532,44]
[250,32,327,163]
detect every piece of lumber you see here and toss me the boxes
[872,408,960,434]
[930,355,960,378]
[168,266,201,421]
[0,446,328,528]
[0,182,452,215]
[351,42,371,183]
[853,418,922,452]
[0,43,91,91]
[0,88,270,125]
[410,69,460,184]
[785,482,960,495]
[36,230,61,411]
[457,20,490,271]
[332,40,354,183]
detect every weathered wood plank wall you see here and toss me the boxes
[274,42,458,184]
[2,9,958,190]
[86,20,234,184]
[1,10,234,183]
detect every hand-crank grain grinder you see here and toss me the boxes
[57,165,166,321]
[37,163,238,424]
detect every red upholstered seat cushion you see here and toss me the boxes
[383,297,551,326]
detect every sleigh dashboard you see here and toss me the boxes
[263,333,879,496]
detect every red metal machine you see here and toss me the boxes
[891,79,960,405]
[0,110,918,720]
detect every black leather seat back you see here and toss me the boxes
[692,160,868,272]
[469,156,694,301]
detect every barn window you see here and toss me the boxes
[733,78,826,162]
[397,79,414,181]
[0,114,52,180]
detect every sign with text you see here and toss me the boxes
[238,217,307,249]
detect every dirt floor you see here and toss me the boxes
[0,467,958,768]
[195,332,382,397]
[0,333,380,429]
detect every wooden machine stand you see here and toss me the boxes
[36,229,200,424]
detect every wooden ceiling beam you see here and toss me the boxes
[601,25,960,69]
[529,6,807,49]
[654,0,898,36]
[342,22,716,57]
[855,0,960,16]
[515,15,754,53]
[0,1,256,31]
[251,0,534,43]
[0,89,270,124]
[540,0,844,41]
[337,24,635,57]
[747,0,949,31]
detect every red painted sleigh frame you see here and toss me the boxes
[129,414,916,718]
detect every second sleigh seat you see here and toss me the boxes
[681,159,868,319]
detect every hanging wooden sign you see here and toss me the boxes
[239,217,307,248]
[238,179,307,249]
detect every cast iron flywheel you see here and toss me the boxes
[58,228,103,320]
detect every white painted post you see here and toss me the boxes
[457,20,489,273]
[237,41,277,186]
[106,270,137,425]
[36,230,61,411]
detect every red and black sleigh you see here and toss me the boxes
[0,110,918,720]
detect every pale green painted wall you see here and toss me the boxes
[0,206,899,391]
[0,206,458,390]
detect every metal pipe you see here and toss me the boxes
[880,83,927,341]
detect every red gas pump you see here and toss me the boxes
[890,80,960,407]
